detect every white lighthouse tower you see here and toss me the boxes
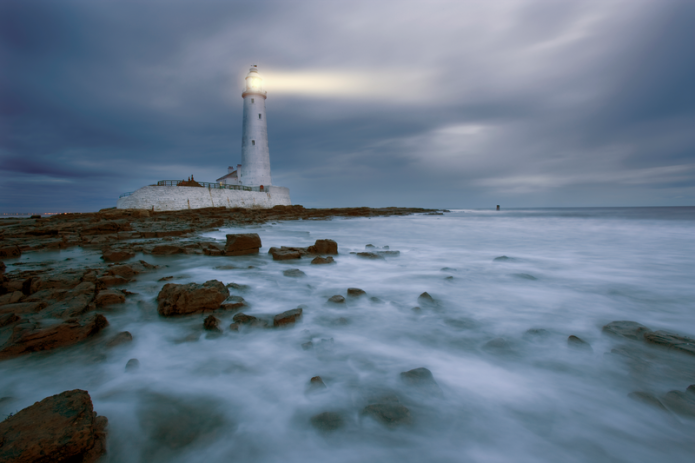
[239,65,272,186]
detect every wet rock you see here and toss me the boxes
[283,269,306,278]
[108,264,139,280]
[643,330,695,356]
[376,250,400,256]
[0,389,107,463]
[400,367,438,388]
[307,239,338,255]
[0,313,109,360]
[361,403,411,426]
[200,242,225,256]
[228,322,239,332]
[0,301,48,317]
[328,295,345,304]
[35,274,81,291]
[523,328,551,340]
[158,276,174,282]
[353,252,383,259]
[232,313,258,325]
[102,249,135,262]
[440,267,457,272]
[661,390,695,417]
[493,256,510,261]
[273,308,303,327]
[310,411,343,431]
[0,291,23,305]
[482,337,513,354]
[44,294,94,319]
[347,288,365,296]
[150,244,185,255]
[225,233,261,256]
[203,315,221,332]
[310,376,326,389]
[96,289,126,307]
[157,280,229,316]
[125,358,140,372]
[514,273,537,280]
[568,335,592,351]
[688,384,695,395]
[0,313,20,328]
[220,295,246,311]
[602,320,652,340]
[370,296,384,304]
[302,341,314,350]
[0,246,21,258]
[106,331,133,348]
[628,391,668,411]
[226,282,249,291]
[311,256,335,265]
[0,260,4,273]
[271,249,301,260]
[98,275,129,287]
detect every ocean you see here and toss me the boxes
[1,207,694,462]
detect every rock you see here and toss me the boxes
[0,389,107,463]
[109,264,140,280]
[220,300,245,312]
[661,390,695,417]
[688,384,695,396]
[0,313,109,360]
[271,249,301,260]
[106,331,133,348]
[328,295,345,303]
[310,376,326,389]
[310,411,343,431]
[157,280,229,316]
[158,276,174,282]
[43,294,93,319]
[0,313,20,328]
[523,328,551,340]
[283,269,306,278]
[0,246,21,258]
[376,250,400,256]
[232,312,258,325]
[95,289,126,307]
[417,292,436,306]
[628,391,668,411]
[125,358,140,372]
[0,260,5,273]
[493,256,510,261]
[568,335,592,351]
[226,282,249,291]
[102,249,135,262]
[602,321,652,340]
[347,288,365,297]
[225,233,261,256]
[203,315,221,331]
[97,276,129,287]
[0,302,48,317]
[150,244,185,255]
[400,367,438,387]
[643,330,695,356]
[353,252,383,259]
[0,291,23,305]
[228,322,239,332]
[361,403,411,426]
[35,274,82,291]
[201,242,225,256]
[311,256,334,265]
[307,239,338,255]
[514,273,537,280]
[273,308,303,327]
[301,341,313,350]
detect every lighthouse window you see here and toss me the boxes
[252,140,255,145]
[258,114,262,119]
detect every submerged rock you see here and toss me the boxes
[311,256,335,265]
[310,411,343,431]
[328,295,345,304]
[271,249,301,260]
[347,288,365,296]
[602,321,652,340]
[493,256,510,261]
[106,331,133,348]
[96,289,126,307]
[514,273,537,280]
[400,367,439,388]
[203,315,221,332]
[417,292,436,307]
[157,280,229,316]
[661,390,695,417]
[125,358,140,372]
[283,269,306,278]
[628,391,668,411]
[0,389,107,463]
[361,403,411,426]
[482,337,514,354]
[353,252,383,260]
[273,308,303,327]
[643,330,695,356]
[568,335,592,351]
[309,376,326,389]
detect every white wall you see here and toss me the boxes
[116,185,291,211]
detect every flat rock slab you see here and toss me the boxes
[271,250,301,260]
[644,330,695,356]
[225,233,261,256]
[0,389,107,463]
[157,280,229,316]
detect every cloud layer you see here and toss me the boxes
[1,0,693,211]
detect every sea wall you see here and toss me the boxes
[116,185,291,211]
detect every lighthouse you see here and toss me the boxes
[239,65,272,186]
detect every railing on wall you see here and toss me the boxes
[155,180,265,192]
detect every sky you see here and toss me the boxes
[1,0,694,211]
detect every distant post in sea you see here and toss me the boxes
[496,205,500,211]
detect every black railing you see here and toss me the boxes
[156,180,265,192]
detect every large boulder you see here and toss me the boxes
[225,233,261,256]
[0,313,109,360]
[0,389,107,463]
[307,239,338,255]
[157,280,229,316]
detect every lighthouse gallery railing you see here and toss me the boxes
[155,180,265,192]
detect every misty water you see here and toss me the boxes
[2,207,694,462]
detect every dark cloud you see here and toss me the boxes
[0,0,693,211]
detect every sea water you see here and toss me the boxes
[1,207,694,462]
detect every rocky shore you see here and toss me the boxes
[1,206,694,461]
